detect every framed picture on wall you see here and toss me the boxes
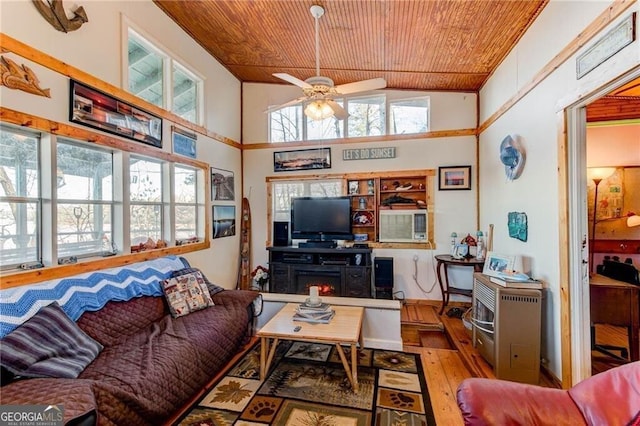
[69,80,162,148]
[213,205,236,239]
[211,167,235,201]
[438,165,472,190]
[273,148,331,172]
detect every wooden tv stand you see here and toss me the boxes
[267,246,373,298]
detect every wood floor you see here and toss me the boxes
[168,301,630,426]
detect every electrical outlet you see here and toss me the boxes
[413,254,419,262]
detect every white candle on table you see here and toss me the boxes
[309,286,319,302]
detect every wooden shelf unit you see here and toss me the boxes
[266,170,435,249]
[348,178,378,242]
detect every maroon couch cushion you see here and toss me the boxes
[456,378,585,425]
[77,296,167,346]
[568,361,640,426]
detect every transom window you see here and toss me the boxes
[127,28,202,125]
[268,95,429,142]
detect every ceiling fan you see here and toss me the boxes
[269,5,387,121]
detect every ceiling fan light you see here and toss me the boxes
[305,100,334,120]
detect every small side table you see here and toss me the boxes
[435,254,485,315]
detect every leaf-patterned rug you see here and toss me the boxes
[174,341,436,426]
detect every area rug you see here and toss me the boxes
[174,340,436,425]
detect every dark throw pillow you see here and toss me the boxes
[172,267,225,296]
[162,270,214,318]
[0,302,103,379]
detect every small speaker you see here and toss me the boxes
[273,221,290,247]
[374,257,394,289]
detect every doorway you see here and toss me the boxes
[564,67,640,384]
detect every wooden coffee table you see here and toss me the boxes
[257,303,365,391]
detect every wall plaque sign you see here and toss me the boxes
[576,13,636,79]
[342,147,396,161]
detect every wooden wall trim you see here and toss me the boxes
[1,107,209,169]
[478,0,637,133]
[244,128,477,150]
[0,242,209,289]
[0,33,241,149]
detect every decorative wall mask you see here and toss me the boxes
[32,0,88,33]
[500,134,526,181]
[508,211,528,242]
[0,56,51,98]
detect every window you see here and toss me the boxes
[127,29,164,108]
[270,105,303,142]
[272,180,342,222]
[307,100,344,140]
[0,127,40,268]
[127,28,202,125]
[347,95,385,137]
[172,63,199,123]
[174,165,198,241]
[268,94,429,142]
[130,157,163,244]
[390,97,429,134]
[56,141,113,259]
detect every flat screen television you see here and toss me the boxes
[290,196,352,241]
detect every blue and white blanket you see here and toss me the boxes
[0,255,186,338]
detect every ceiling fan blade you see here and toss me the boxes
[273,73,312,89]
[326,100,349,120]
[264,96,307,113]
[335,78,387,95]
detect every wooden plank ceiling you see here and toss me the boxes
[153,0,548,92]
[155,0,637,122]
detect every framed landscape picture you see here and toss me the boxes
[438,165,471,190]
[273,148,331,172]
[212,205,236,239]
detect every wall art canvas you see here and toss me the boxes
[508,211,528,242]
[213,205,236,239]
[211,167,235,201]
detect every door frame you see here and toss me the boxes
[561,65,640,385]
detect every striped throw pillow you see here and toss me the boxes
[0,302,103,379]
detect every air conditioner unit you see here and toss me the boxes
[378,209,427,243]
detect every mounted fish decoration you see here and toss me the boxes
[0,56,51,98]
[32,0,88,33]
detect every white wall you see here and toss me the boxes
[479,0,640,379]
[0,0,243,288]
[242,83,480,302]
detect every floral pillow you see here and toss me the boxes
[161,271,214,318]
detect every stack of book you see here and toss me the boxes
[293,302,335,323]
[489,272,542,289]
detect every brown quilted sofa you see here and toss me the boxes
[0,261,258,426]
[456,360,640,425]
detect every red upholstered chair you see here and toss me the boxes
[456,361,640,425]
